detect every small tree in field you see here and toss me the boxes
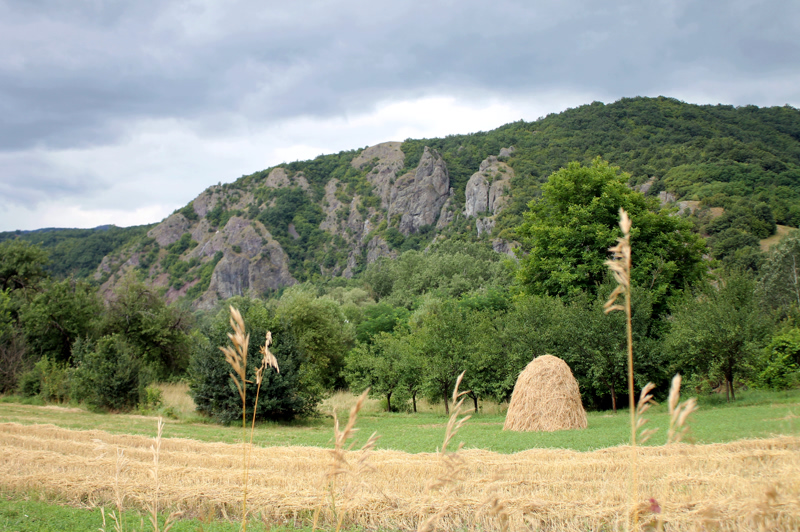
[666,270,775,401]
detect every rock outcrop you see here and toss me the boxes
[388,147,450,235]
[463,155,513,235]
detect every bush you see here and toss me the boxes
[71,335,148,411]
[752,329,800,390]
[188,298,315,424]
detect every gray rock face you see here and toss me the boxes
[147,213,190,247]
[366,235,396,264]
[498,146,515,159]
[659,191,677,205]
[388,147,450,235]
[353,142,405,209]
[463,155,513,235]
[189,216,295,309]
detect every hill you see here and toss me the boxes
[11,96,800,307]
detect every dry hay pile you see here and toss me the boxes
[504,354,588,432]
[2,422,800,531]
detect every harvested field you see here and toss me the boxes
[1,423,799,531]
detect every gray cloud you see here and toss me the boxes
[1,0,798,152]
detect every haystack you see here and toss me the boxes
[503,354,587,432]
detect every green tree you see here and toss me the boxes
[0,239,49,292]
[19,278,102,363]
[515,158,706,310]
[189,297,311,423]
[760,230,800,313]
[560,286,664,412]
[666,270,775,401]
[276,285,353,396]
[102,276,193,378]
[413,299,474,414]
[345,332,412,412]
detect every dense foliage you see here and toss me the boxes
[2,97,800,417]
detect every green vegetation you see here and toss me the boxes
[0,225,153,280]
[2,97,800,422]
[0,388,797,452]
[0,496,276,532]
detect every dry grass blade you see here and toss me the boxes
[418,372,471,532]
[667,374,699,444]
[635,382,658,445]
[317,389,378,532]
[220,306,249,403]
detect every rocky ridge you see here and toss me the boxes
[97,141,516,307]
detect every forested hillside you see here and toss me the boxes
[2,96,800,417]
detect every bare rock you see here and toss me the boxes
[388,147,450,235]
[498,146,516,159]
[293,171,310,191]
[264,167,292,188]
[492,239,518,258]
[354,142,405,208]
[366,235,396,264]
[476,217,495,236]
[464,156,513,218]
[659,191,677,205]
[636,177,657,196]
[148,213,190,247]
[320,179,344,232]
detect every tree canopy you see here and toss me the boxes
[515,158,707,309]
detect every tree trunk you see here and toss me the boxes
[386,391,392,413]
[725,379,730,403]
[412,392,417,413]
[610,385,617,413]
[472,392,478,413]
[443,384,450,415]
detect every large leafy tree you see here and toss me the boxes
[19,278,102,363]
[665,270,775,401]
[515,158,706,310]
[102,275,194,378]
[0,239,49,292]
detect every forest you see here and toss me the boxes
[1,97,800,420]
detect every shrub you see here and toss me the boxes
[71,335,148,411]
[188,298,314,423]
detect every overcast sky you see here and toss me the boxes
[1,0,798,231]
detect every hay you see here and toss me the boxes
[503,354,588,432]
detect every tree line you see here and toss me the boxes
[1,158,799,421]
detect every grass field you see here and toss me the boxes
[1,387,798,453]
[1,388,799,530]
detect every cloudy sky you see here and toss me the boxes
[1,0,798,231]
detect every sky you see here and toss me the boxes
[1,0,799,231]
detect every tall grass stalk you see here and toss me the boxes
[221,306,279,532]
[604,208,638,530]
[417,371,471,532]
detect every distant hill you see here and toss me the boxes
[0,224,154,279]
[6,97,799,305]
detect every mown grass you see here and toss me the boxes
[0,388,798,453]
[0,494,298,532]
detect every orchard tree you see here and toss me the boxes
[515,158,706,311]
[666,270,775,401]
[345,331,416,412]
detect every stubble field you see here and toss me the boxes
[1,389,799,531]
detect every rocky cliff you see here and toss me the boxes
[96,141,493,307]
